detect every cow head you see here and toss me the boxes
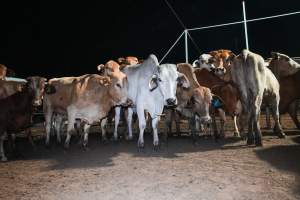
[269,52,300,78]
[208,49,236,76]
[195,54,216,71]
[190,87,212,124]
[26,76,47,106]
[97,60,121,76]
[107,68,129,106]
[149,64,190,107]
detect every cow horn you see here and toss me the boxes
[149,74,159,92]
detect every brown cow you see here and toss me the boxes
[278,71,300,127]
[268,52,300,129]
[164,63,212,140]
[194,68,241,138]
[0,76,46,161]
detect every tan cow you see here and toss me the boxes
[44,69,128,148]
[164,63,212,141]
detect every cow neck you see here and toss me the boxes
[195,68,226,90]
[11,86,35,113]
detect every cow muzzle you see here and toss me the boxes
[121,98,133,107]
[165,98,177,108]
[199,116,212,124]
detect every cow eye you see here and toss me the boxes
[116,83,122,88]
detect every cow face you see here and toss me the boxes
[208,50,235,76]
[26,76,47,106]
[108,70,128,106]
[149,64,190,107]
[197,54,215,71]
[269,52,300,77]
[190,87,212,124]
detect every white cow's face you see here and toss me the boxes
[149,64,190,107]
[198,54,215,71]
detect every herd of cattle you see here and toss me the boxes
[0,49,299,161]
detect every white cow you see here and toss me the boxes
[112,54,190,148]
[230,49,285,146]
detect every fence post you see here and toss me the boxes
[242,1,249,50]
[184,29,189,63]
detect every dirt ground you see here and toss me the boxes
[0,114,300,200]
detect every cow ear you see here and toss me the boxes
[97,64,105,73]
[271,52,279,59]
[192,60,200,68]
[44,83,56,94]
[117,57,126,64]
[177,72,190,89]
[149,74,159,91]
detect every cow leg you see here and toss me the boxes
[152,117,160,148]
[270,97,285,138]
[45,109,53,146]
[174,111,181,136]
[64,111,76,149]
[25,129,35,149]
[82,124,91,149]
[113,106,121,141]
[100,118,108,142]
[0,133,7,162]
[247,111,255,145]
[265,106,271,129]
[253,98,263,146]
[211,111,219,140]
[163,109,172,142]
[189,115,197,142]
[233,115,241,137]
[288,100,300,129]
[126,108,134,140]
[218,109,226,138]
[54,114,64,144]
[137,108,146,148]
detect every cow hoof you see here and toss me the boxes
[102,139,109,145]
[64,143,70,149]
[153,145,160,151]
[126,135,133,141]
[278,133,286,139]
[247,138,255,145]
[1,157,7,162]
[255,140,263,147]
[83,145,90,151]
[137,141,144,148]
[233,132,241,138]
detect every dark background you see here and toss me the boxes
[0,0,299,78]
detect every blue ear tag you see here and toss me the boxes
[212,97,222,109]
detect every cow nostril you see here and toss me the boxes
[166,98,176,105]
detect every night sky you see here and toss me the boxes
[0,0,299,78]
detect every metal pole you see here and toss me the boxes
[184,29,189,63]
[242,1,249,50]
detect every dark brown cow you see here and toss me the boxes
[0,76,46,161]
[194,68,241,137]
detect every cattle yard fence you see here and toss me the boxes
[160,1,300,64]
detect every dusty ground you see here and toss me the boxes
[0,114,299,200]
